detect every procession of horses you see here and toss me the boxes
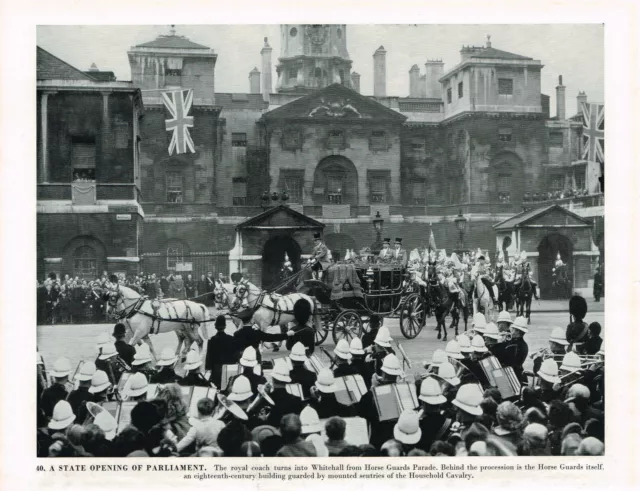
[92,241,564,364]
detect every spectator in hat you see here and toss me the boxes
[150,347,180,384]
[324,417,349,456]
[547,400,575,455]
[276,414,317,457]
[576,436,604,456]
[289,342,317,398]
[565,384,604,426]
[176,397,225,455]
[41,357,72,419]
[83,421,115,457]
[584,418,605,443]
[67,361,96,423]
[478,397,498,429]
[561,432,583,456]
[112,323,135,366]
[285,299,316,356]
[205,315,239,389]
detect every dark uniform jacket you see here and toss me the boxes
[150,367,179,385]
[357,382,396,450]
[310,393,356,420]
[115,340,135,367]
[233,326,288,362]
[290,364,317,398]
[583,336,603,355]
[501,337,529,382]
[417,412,452,452]
[333,362,359,378]
[178,371,209,387]
[205,331,239,388]
[224,369,266,395]
[266,387,304,427]
[40,383,69,419]
[67,386,93,423]
[285,323,315,356]
[95,358,125,386]
[362,329,379,350]
[350,358,373,390]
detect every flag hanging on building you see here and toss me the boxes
[581,102,604,164]
[162,89,195,155]
[428,229,437,253]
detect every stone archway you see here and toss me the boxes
[261,235,302,290]
[62,235,108,280]
[537,233,573,299]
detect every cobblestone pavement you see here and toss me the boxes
[37,304,605,379]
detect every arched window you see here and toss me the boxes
[73,246,98,279]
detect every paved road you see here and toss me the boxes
[37,308,604,379]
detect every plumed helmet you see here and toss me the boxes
[569,295,588,320]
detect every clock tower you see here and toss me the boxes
[276,24,352,93]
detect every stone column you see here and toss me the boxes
[39,92,55,183]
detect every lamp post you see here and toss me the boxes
[261,189,289,210]
[371,211,384,254]
[454,209,468,255]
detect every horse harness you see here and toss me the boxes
[233,283,309,327]
[109,288,206,335]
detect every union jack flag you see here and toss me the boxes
[581,102,604,164]
[162,89,195,155]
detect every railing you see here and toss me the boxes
[523,194,604,210]
[37,183,141,202]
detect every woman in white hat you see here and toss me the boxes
[332,339,356,378]
[416,377,452,451]
[40,357,72,419]
[179,350,209,387]
[150,347,179,384]
[310,368,354,419]
[67,360,96,423]
[265,358,304,427]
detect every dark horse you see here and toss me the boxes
[496,266,515,312]
[552,266,572,300]
[423,264,469,340]
[515,264,534,324]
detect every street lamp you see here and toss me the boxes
[371,211,384,254]
[454,209,468,254]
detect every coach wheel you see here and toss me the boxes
[399,293,426,339]
[314,314,330,346]
[332,310,363,345]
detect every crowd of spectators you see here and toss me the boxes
[37,271,221,325]
[523,188,592,203]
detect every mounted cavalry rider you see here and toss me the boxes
[472,253,497,303]
[409,243,429,269]
[514,251,539,299]
[310,232,331,281]
[552,253,568,282]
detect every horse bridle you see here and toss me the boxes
[213,281,233,308]
[104,285,144,320]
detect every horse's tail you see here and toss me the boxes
[197,303,211,341]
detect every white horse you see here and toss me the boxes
[224,280,322,334]
[473,274,495,324]
[101,284,211,361]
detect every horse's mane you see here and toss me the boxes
[117,284,141,299]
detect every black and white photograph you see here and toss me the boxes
[32,23,608,459]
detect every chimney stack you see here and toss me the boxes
[419,74,427,98]
[249,68,261,94]
[261,37,272,101]
[351,72,361,93]
[373,46,387,97]
[425,60,444,99]
[556,75,566,120]
[409,65,421,97]
[577,91,588,114]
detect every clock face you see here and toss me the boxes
[290,27,297,37]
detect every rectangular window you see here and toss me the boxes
[282,129,302,150]
[327,129,345,147]
[231,133,247,147]
[498,78,514,95]
[326,173,344,204]
[289,67,298,79]
[411,143,425,151]
[458,82,464,98]
[549,131,564,147]
[71,139,97,181]
[498,128,513,142]
[412,181,425,205]
[166,171,183,203]
[282,172,304,204]
[575,171,585,190]
[447,88,452,104]
[232,177,247,205]
[370,130,387,151]
[368,178,387,204]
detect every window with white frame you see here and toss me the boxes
[412,180,425,205]
[326,172,344,204]
[73,246,97,279]
[166,171,183,203]
[282,171,304,203]
[368,171,389,203]
[498,78,514,96]
[498,128,513,142]
[232,177,247,205]
[166,243,184,271]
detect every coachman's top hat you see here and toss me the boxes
[313,232,321,240]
